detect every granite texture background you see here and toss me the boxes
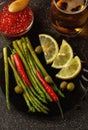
[0,0,88,130]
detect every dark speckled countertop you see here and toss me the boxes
[0,0,88,130]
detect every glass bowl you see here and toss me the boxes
[0,1,34,37]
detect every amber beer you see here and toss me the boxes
[51,0,88,37]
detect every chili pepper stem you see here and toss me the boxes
[57,101,64,119]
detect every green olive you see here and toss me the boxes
[35,45,42,54]
[60,81,67,90]
[14,85,23,94]
[66,82,75,91]
[45,75,53,83]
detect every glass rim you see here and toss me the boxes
[53,0,88,14]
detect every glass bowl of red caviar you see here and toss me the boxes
[0,3,34,37]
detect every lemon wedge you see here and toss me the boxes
[52,39,73,69]
[56,56,82,80]
[9,0,30,12]
[39,34,59,64]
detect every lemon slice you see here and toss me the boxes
[56,56,82,80]
[52,39,73,69]
[39,34,59,64]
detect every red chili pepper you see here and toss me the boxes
[36,70,59,102]
[36,70,64,118]
[13,53,31,86]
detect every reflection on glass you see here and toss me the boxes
[0,0,6,5]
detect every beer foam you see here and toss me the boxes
[57,0,85,12]
[66,0,84,11]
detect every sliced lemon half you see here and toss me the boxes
[56,56,82,80]
[52,39,73,69]
[39,34,59,64]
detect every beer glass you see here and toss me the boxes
[51,0,88,37]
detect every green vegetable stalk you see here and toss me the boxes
[13,40,52,102]
[23,93,36,112]
[25,37,64,98]
[8,57,31,101]
[8,57,49,113]
[3,47,10,110]
[20,38,52,102]
[10,55,36,112]
[2,36,65,117]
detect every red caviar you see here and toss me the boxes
[0,5,34,37]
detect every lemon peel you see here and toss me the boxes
[39,34,59,64]
[52,39,73,69]
[56,56,82,80]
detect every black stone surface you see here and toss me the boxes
[0,0,88,130]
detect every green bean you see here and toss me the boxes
[3,47,10,110]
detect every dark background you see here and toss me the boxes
[0,0,88,130]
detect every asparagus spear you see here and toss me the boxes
[8,57,31,101]
[23,93,36,112]
[13,40,52,102]
[10,54,36,112]
[8,57,49,113]
[25,37,64,98]
[21,39,52,102]
[3,47,10,110]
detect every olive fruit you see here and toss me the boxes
[45,75,53,83]
[60,81,67,90]
[35,45,42,54]
[66,82,75,91]
[14,85,23,94]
